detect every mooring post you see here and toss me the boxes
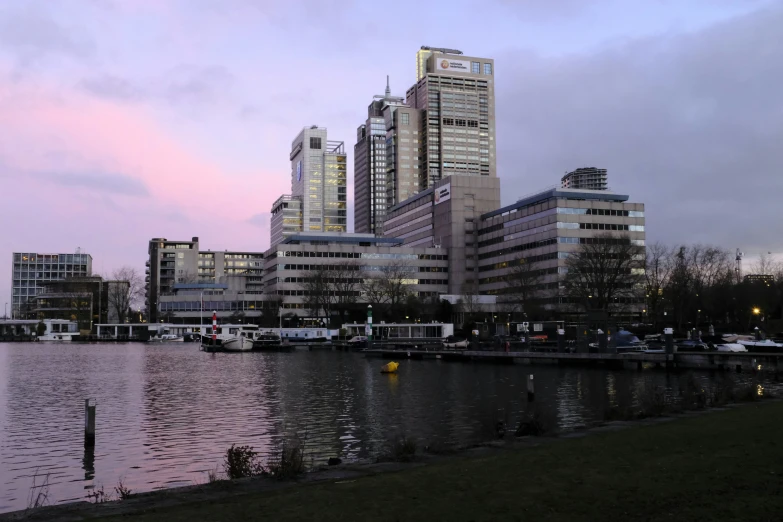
[664,328,674,355]
[84,398,96,448]
[527,374,535,402]
[557,329,565,353]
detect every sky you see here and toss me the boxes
[1,0,782,305]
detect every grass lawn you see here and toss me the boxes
[96,402,783,522]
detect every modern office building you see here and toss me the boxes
[382,172,646,316]
[561,167,608,191]
[476,187,645,313]
[381,175,501,295]
[157,280,268,325]
[11,251,93,318]
[145,237,265,323]
[354,78,407,234]
[262,232,449,316]
[290,126,347,235]
[31,277,129,327]
[270,195,303,246]
[406,46,496,188]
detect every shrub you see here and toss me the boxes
[224,444,264,479]
[516,410,547,437]
[603,406,636,421]
[680,373,707,410]
[86,486,109,504]
[380,436,418,462]
[638,386,668,418]
[26,470,50,510]
[114,480,132,500]
[266,438,306,480]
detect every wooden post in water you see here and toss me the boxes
[527,374,535,402]
[557,329,565,353]
[84,399,96,448]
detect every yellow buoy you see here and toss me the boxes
[380,361,399,374]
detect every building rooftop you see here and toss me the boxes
[481,188,630,220]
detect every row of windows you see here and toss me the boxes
[557,208,644,217]
[160,301,269,312]
[273,251,447,261]
[278,276,447,285]
[442,118,479,128]
[479,270,560,285]
[558,237,645,246]
[279,264,448,273]
[477,252,561,272]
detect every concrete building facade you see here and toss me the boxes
[289,126,347,236]
[406,47,496,188]
[270,195,303,246]
[262,233,449,315]
[146,237,266,323]
[476,187,645,312]
[354,79,406,235]
[382,175,501,295]
[11,251,92,318]
[561,167,609,191]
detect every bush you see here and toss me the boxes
[516,410,547,437]
[680,373,707,410]
[266,438,306,480]
[638,386,668,418]
[224,444,264,479]
[114,480,132,500]
[380,436,418,462]
[603,406,636,421]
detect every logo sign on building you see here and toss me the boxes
[296,160,302,182]
[434,183,451,205]
[436,58,470,72]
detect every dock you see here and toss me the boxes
[362,348,783,373]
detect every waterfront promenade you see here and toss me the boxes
[11,401,783,521]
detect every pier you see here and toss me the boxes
[362,348,783,373]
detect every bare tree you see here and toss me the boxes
[750,252,782,277]
[644,242,673,328]
[457,279,484,329]
[562,234,645,315]
[107,267,143,324]
[361,260,413,321]
[300,266,330,319]
[328,261,361,326]
[502,255,544,320]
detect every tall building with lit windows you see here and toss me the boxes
[354,77,407,234]
[289,126,347,235]
[11,251,93,318]
[407,46,497,189]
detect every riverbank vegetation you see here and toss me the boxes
[89,400,783,522]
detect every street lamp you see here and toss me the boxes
[752,307,761,316]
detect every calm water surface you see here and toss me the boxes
[0,342,774,512]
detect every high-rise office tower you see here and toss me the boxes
[354,77,406,235]
[270,195,303,246]
[561,167,609,191]
[407,46,496,188]
[11,251,93,318]
[290,126,347,234]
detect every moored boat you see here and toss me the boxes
[148,334,184,343]
[37,333,77,342]
[222,336,254,352]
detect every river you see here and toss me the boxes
[0,342,773,512]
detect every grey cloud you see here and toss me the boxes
[495,6,783,252]
[164,65,235,105]
[80,75,145,101]
[0,6,93,63]
[246,213,270,228]
[34,171,150,197]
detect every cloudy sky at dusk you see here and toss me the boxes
[1,0,782,305]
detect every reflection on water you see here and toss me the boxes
[0,343,776,512]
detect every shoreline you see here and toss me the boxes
[4,399,778,522]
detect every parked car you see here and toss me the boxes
[347,336,368,345]
[442,335,469,349]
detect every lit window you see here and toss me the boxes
[401,112,410,125]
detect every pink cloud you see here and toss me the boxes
[0,77,287,216]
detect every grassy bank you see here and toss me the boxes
[90,402,783,522]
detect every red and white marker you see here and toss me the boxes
[212,311,217,342]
